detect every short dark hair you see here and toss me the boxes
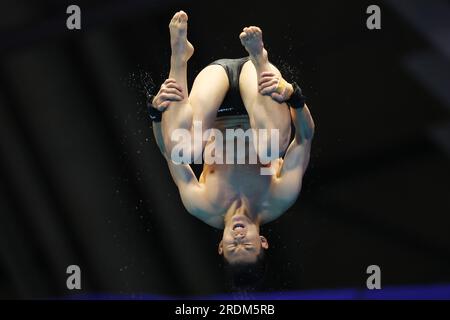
[223,251,267,292]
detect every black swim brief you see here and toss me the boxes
[208,57,250,117]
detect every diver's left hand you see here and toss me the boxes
[258,71,294,103]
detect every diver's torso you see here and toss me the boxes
[201,162,274,214]
[198,115,282,223]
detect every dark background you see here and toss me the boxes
[0,0,449,298]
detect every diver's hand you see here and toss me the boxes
[258,71,294,103]
[151,78,184,111]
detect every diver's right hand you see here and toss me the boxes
[151,78,185,112]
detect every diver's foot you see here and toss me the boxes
[239,26,268,66]
[169,10,194,64]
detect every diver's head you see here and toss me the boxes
[218,200,269,291]
[218,201,269,265]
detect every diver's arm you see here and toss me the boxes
[148,78,187,158]
[166,161,214,216]
[152,118,215,219]
[258,71,315,143]
[290,102,315,145]
[149,79,219,224]
[264,105,314,222]
[259,73,315,219]
[152,122,167,158]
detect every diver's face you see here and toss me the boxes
[219,212,268,264]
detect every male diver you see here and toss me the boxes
[147,11,315,288]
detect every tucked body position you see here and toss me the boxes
[147,11,315,289]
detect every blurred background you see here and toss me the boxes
[0,0,449,299]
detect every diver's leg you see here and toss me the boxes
[161,11,228,162]
[238,26,292,159]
